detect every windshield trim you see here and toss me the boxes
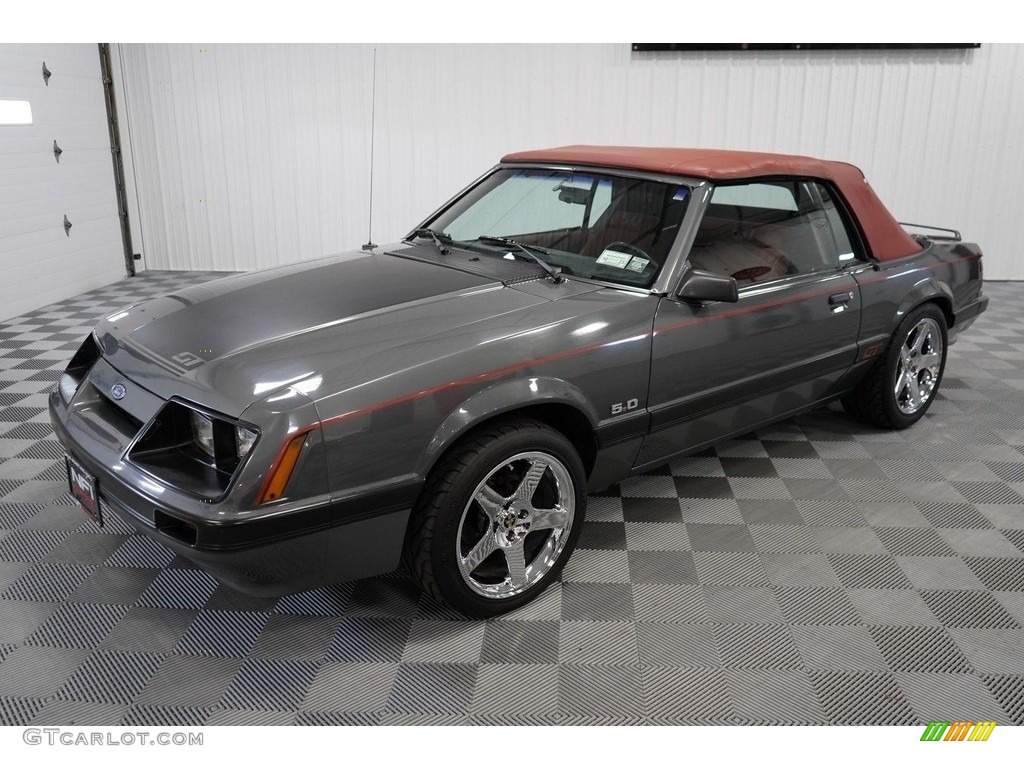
[496,162,707,189]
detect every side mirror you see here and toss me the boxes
[676,268,739,303]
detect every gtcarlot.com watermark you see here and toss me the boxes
[23,728,203,747]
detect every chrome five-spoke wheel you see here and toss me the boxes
[894,316,944,416]
[457,451,575,599]
[842,303,948,429]
[407,417,586,617]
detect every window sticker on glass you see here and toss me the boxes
[672,187,689,201]
[625,257,649,272]
[595,249,633,268]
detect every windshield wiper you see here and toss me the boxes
[476,236,564,283]
[407,228,452,255]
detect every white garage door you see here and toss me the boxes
[0,44,126,322]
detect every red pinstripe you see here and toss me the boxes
[257,250,980,495]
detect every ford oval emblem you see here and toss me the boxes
[110,383,126,400]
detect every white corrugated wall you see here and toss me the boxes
[1,44,125,322]
[114,44,1024,279]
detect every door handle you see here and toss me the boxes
[829,291,853,313]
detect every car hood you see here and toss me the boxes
[95,249,559,416]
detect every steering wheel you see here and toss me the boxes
[603,242,659,272]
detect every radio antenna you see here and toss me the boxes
[362,47,378,251]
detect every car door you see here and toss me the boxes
[635,179,862,469]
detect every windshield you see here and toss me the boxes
[425,168,691,288]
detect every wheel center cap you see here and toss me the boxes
[496,508,530,545]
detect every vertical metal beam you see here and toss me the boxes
[98,43,136,277]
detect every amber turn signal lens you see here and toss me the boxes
[257,433,306,504]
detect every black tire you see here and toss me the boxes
[842,303,948,429]
[406,417,587,618]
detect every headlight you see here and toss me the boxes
[59,373,79,404]
[58,334,101,403]
[128,400,260,500]
[236,425,257,459]
[191,410,257,467]
[190,411,216,457]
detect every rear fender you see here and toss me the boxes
[892,276,954,329]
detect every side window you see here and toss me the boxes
[710,183,797,211]
[688,180,843,287]
[815,183,858,263]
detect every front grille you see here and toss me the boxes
[95,387,144,436]
[72,381,144,449]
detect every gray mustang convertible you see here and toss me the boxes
[50,146,988,616]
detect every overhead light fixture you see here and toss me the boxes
[0,100,33,125]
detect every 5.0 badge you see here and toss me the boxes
[610,398,639,415]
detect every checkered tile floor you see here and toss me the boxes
[1,272,1023,726]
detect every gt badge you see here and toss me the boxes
[859,341,886,361]
[172,351,205,369]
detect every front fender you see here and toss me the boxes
[417,376,600,478]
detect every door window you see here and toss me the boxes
[688,180,851,286]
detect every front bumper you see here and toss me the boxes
[49,389,414,597]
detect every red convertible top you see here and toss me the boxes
[501,146,921,262]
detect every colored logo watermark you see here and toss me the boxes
[920,721,996,742]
